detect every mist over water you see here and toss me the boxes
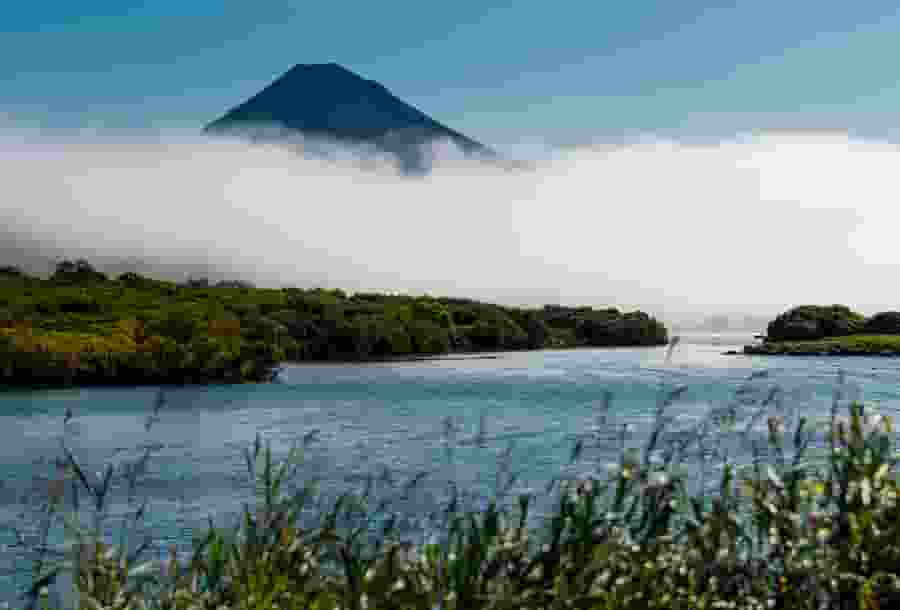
[2,126,899,323]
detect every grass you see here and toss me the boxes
[4,366,900,609]
[745,334,900,355]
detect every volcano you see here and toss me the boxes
[204,63,495,171]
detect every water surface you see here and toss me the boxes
[2,334,899,601]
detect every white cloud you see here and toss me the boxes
[1,127,897,323]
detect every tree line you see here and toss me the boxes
[0,261,668,387]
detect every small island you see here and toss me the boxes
[0,261,669,388]
[743,305,900,356]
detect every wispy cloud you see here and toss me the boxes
[1,127,896,321]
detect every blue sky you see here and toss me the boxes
[4,2,900,148]
[10,3,900,314]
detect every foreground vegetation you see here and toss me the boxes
[746,305,900,355]
[0,261,668,387]
[7,370,900,609]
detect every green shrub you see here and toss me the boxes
[575,310,668,347]
[0,268,669,386]
[863,311,900,335]
[767,305,865,342]
[51,259,108,284]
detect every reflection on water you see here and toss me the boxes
[2,334,900,601]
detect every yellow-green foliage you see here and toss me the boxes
[755,305,900,355]
[0,267,668,387]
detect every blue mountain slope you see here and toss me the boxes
[205,63,496,171]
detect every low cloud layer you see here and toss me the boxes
[1,127,897,323]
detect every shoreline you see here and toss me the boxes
[0,343,675,390]
[739,334,900,357]
[283,353,505,366]
[283,342,674,367]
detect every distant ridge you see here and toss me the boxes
[204,63,497,171]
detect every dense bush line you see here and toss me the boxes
[0,261,668,387]
[764,305,900,342]
[746,305,900,355]
[745,334,900,356]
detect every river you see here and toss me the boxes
[2,332,899,602]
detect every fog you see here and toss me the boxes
[1,127,897,325]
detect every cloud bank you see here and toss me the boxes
[1,127,897,323]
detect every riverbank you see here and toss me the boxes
[743,334,900,355]
[285,352,504,366]
[1,263,669,388]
